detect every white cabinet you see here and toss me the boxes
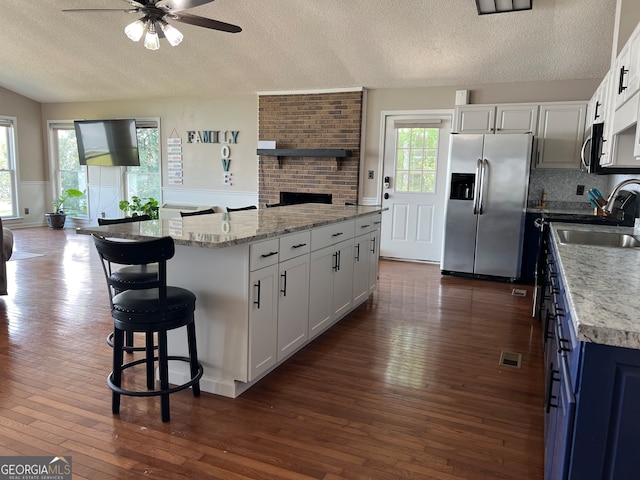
[249,264,278,381]
[308,220,355,340]
[368,227,381,295]
[601,22,640,167]
[613,25,640,111]
[455,105,495,133]
[277,253,309,361]
[495,105,538,134]
[353,214,382,304]
[248,231,311,379]
[353,232,372,305]
[534,103,587,169]
[454,104,537,134]
[586,74,610,129]
[309,238,354,340]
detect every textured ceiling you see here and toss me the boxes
[0,0,617,103]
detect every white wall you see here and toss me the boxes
[1,78,610,227]
[361,80,601,204]
[41,95,259,222]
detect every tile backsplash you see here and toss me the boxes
[528,168,611,211]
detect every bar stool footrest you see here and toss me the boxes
[108,356,203,397]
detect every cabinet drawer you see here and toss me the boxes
[311,220,355,251]
[250,239,279,271]
[355,216,375,235]
[280,230,311,262]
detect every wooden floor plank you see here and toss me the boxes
[0,227,543,479]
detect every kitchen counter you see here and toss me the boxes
[78,203,385,398]
[549,222,640,349]
[77,203,384,248]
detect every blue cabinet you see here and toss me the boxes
[543,232,640,479]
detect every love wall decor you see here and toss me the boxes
[186,130,240,186]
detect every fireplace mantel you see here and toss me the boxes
[257,148,352,169]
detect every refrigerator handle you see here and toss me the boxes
[473,159,482,214]
[478,159,488,214]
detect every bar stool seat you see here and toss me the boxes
[93,234,203,422]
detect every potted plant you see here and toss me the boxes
[45,188,84,229]
[119,196,159,219]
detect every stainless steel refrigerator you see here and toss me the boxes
[441,133,533,280]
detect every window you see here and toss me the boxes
[50,123,87,217]
[49,119,160,219]
[394,126,439,193]
[0,116,19,217]
[126,120,160,201]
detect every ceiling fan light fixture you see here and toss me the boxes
[476,0,532,15]
[124,18,146,42]
[144,21,161,50]
[160,21,184,47]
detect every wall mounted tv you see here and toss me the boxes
[74,119,140,166]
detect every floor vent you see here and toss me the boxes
[499,351,522,368]
[512,288,527,297]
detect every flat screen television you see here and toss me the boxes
[74,119,140,166]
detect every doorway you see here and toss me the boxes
[379,112,452,262]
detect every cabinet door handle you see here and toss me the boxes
[619,66,629,94]
[280,271,287,296]
[558,338,570,353]
[333,252,339,271]
[331,232,344,238]
[253,281,261,309]
[545,364,560,412]
[261,251,278,258]
[337,250,341,271]
[594,100,601,120]
[371,236,376,254]
[292,243,307,249]
[544,311,554,341]
[355,243,360,261]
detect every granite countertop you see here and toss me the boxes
[77,203,384,249]
[549,222,640,349]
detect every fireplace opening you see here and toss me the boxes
[280,192,332,206]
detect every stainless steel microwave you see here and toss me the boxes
[581,122,640,174]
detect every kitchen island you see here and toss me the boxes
[78,204,384,398]
[542,221,640,479]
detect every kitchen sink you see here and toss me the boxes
[557,229,640,248]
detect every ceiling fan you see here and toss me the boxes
[63,0,242,50]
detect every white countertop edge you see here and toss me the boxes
[550,222,640,350]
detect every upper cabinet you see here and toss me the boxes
[454,102,586,169]
[613,26,640,111]
[535,103,587,169]
[454,104,537,134]
[601,20,640,167]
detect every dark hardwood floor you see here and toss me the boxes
[0,227,543,479]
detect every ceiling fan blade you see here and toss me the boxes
[156,0,215,12]
[62,8,133,12]
[62,0,145,12]
[171,12,241,33]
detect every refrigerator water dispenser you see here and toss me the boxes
[450,173,475,200]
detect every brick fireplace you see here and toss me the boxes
[258,91,363,207]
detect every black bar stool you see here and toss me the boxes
[98,215,156,352]
[93,234,203,422]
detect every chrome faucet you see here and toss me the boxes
[602,179,640,214]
